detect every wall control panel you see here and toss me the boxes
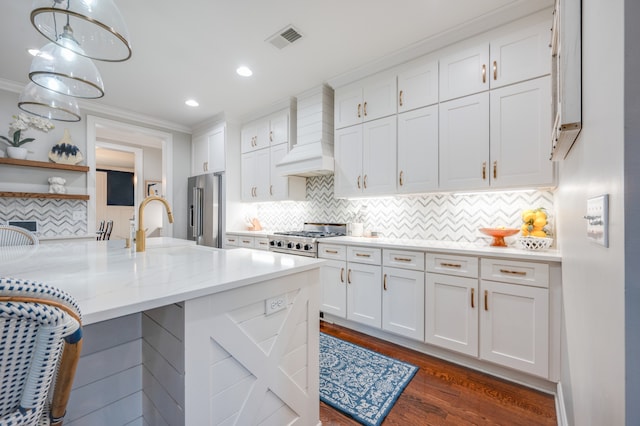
[585,194,609,247]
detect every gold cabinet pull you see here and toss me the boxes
[340,267,345,283]
[242,240,251,244]
[269,185,273,196]
[399,90,404,107]
[356,253,371,258]
[471,288,475,309]
[347,269,352,284]
[269,130,273,142]
[383,274,388,291]
[493,60,497,80]
[482,64,486,83]
[326,249,338,254]
[484,290,489,311]
[399,170,404,187]
[394,257,412,262]
[363,101,368,116]
[357,175,361,189]
[499,269,527,276]
[493,161,497,179]
[482,162,487,180]
[441,262,462,268]
[357,103,362,118]
[363,174,368,189]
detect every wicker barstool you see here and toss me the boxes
[0,278,83,426]
[0,226,38,247]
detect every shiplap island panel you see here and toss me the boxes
[0,238,323,426]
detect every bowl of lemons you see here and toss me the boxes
[518,208,553,250]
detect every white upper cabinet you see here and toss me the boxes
[241,110,290,154]
[397,58,439,113]
[439,93,490,191]
[489,22,551,89]
[334,116,397,198]
[490,76,553,188]
[334,72,397,129]
[268,111,290,145]
[397,105,439,193]
[191,124,225,176]
[439,44,490,102]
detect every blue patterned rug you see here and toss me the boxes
[319,332,418,426]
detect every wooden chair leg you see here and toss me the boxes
[50,339,83,426]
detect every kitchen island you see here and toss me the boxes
[0,238,323,426]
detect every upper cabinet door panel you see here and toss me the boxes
[334,125,364,198]
[397,105,438,193]
[489,22,551,89]
[362,116,397,196]
[439,44,490,101]
[335,83,364,129]
[397,59,439,113]
[361,73,397,122]
[269,112,289,145]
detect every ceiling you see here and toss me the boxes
[0,0,553,132]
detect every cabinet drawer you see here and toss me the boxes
[237,236,255,248]
[318,243,347,260]
[481,258,549,288]
[224,235,239,246]
[426,253,479,278]
[347,246,382,265]
[383,249,425,271]
[254,237,270,251]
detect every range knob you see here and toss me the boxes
[287,242,294,249]
[269,240,275,246]
[303,244,311,251]
[276,241,283,247]
[295,243,302,250]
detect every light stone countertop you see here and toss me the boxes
[319,236,562,262]
[0,237,325,325]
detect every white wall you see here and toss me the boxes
[555,0,626,424]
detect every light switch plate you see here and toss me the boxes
[586,194,609,247]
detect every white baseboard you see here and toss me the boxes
[555,382,569,426]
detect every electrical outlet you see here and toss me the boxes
[73,210,84,221]
[265,294,288,315]
[585,194,609,247]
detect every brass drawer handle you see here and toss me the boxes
[471,288,475,309]
[357,175,361,189]
[482,64,486,83]
[269,130,273,142]
[383,274,388,291]
[399,170,404,187]
[499,269,527,276]
[363,174,368,189]
[363,101,368,116]
[493,60,497,80]
[269,184,273,196]
[356,253,371,258]
[347,269,352,284]
[482,162,487,180]
[484,290,489,311]
[357,103,362,118]
[493,160,497,179]
[440,262,462,268]
[399,90,404,107]
[325,249,338,254]
[242,240,251,244]
[340,267,345,283]
[394,257,412,262]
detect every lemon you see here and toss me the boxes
[521,210,535,224]
[535,210,547,221]
[533,217,547,229]
[531,230,547,238]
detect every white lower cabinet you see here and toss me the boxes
[347,262,382,328]
[320,259,348,318]
[479,279,549,378]
[425,272,479,357]
[224,234,269,251]
[382,266,424,341]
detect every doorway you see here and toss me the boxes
[86,116,174,239]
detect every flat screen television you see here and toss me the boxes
[99,169,134,206]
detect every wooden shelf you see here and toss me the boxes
[0,157,89,172]
[0,191,90,201]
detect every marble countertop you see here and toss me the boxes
[320,236,562,262]
[0,237,324,325]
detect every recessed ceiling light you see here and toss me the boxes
[185,99,199,107]
[236,66,253,77]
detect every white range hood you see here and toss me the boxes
[276,84,334,177]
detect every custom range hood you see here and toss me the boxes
[276,84,334,177]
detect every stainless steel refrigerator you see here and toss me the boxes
[187,172,225,248]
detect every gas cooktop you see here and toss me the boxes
[268,223,347,257]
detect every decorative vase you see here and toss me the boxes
[49,129,83,165]
[6,146,28,160]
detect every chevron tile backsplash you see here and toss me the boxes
[0,198,88,238]
[256,175,554,243]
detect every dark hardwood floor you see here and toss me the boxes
[319,321,557,426]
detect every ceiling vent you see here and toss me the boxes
[266,25,303,49]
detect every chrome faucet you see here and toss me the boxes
[136,195,174,252]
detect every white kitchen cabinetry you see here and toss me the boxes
[241,148,270,201]
[346,246,382,328]
[269,142,306,200]
[439,93,490,190]
[425,253,480,357]
[334,116,397,198]
[382,249,425,341]
[397,58,439,113]
[318,244,348,318]
[440,76,552,191]
[225,234,269,251]
[479,258,549,378]
[334,72,397,129]
[241,110,290,154]
[397,104,439,193]
[191,124,225,176]
[439,22,550,102]
[490,76,553,188]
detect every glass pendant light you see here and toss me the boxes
[18,82,81,122]
[29,26,105,99]
[30,0,132,62]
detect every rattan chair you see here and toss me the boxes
[0,278,83,426]
[0,225,38,247]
